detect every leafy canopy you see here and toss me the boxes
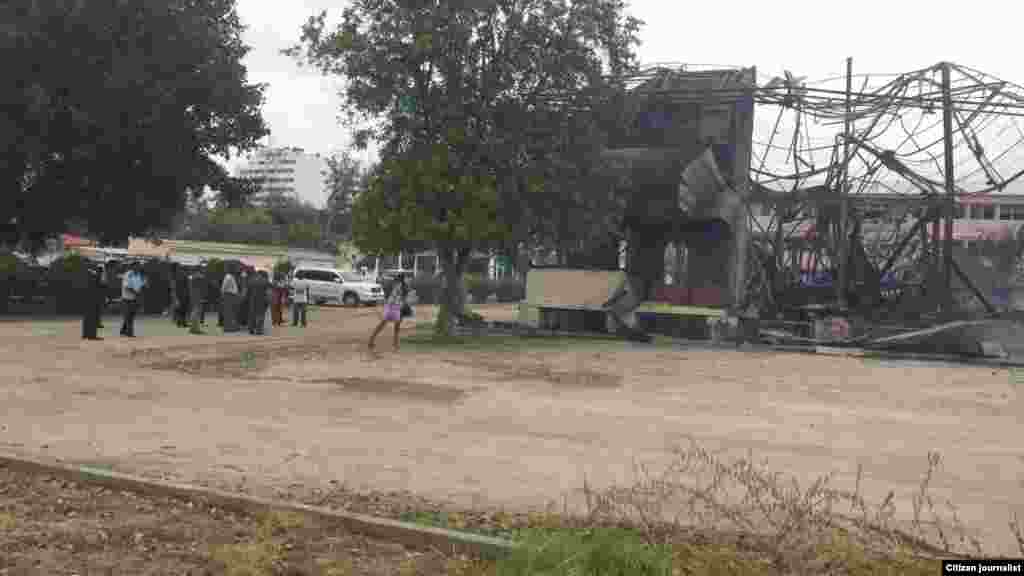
[288,0,642,257]
[0,0,267,248]
[352,142,509,256]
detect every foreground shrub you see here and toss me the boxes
[577,441,1009,575]
[498,527,673,576]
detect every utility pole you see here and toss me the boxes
[941,62,956,314]
[837,57,853,309]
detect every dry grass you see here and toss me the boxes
[568,439,1024,575]
[0,511,17,531]
[209,510,312,576]
[209,510,493,576]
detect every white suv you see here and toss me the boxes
[290,267,384,307]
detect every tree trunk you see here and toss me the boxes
[435,246,470,337]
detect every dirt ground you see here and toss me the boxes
[0,463,469,575]
[0,303,1022,556]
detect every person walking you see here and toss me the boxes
[368,274,410,352]
[291,280,310,328]
[188,267,206,334]
[81,265,102,341]
[220,267,240,333]
[120,263,143,337]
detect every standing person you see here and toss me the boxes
[291,280,310,328]
[81,266,102,341]
[95,264,106,330]
[220,267,240,333]
[120,263,143,337]
[237,269,250,328]
[248,270,270,335]
[258,270,271,334]
[197,262,209,326]
[207,270,220,328]
[263,274,274,336]
[271,278,285,326]
[102,262,118,328]
[368,274,409,352]
[188,267,206,335]
[175,267,190,327]
[168,263,179,324]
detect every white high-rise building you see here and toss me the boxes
[234,146,330,209]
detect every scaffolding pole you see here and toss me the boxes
[838,57,852,309]
[941,62,956,314]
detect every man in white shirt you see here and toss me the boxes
[119,263,144,337]
[291,281,310,327]
[220,268,240,333]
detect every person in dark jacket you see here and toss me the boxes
[237,269,249,328]
[175,267,190,328]
[81,266,103,340]
[247,271,270,335]
[95,264,106,329]
[188,268,206,334]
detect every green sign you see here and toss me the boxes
[398,95,416,115]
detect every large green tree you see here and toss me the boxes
[0,0,267,249]
[289,0,641,334]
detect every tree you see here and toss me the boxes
[214,174,267,210]
[289,0,641,334]
[0,0,267,250]
[325,152,368,239]
[353,143,509,332]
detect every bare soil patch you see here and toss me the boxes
[0,304,1022,557]
[0,464,479,576]
[316,377,472,404]
[442,355,622,389]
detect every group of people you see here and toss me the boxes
[185,265,310,336]
[81,260,413,349]
[81,260,312,341]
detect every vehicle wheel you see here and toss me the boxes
[314,297,327,306]
[343,293,359,307]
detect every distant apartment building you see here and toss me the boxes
[234,146,330,209]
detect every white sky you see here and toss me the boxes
[232,0,1023,174]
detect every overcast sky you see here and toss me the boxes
[233,0,1023,172]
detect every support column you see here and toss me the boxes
[838,57,853,308]
[941,62,957,314]
[729,67,757,308]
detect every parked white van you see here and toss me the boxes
[290,267,384,306]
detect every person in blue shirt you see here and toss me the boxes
[119,263,145,337]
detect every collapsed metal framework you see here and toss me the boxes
[748,62,1024,319]
[543,62,1024,320]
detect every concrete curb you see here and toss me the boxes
[0,452,517,561]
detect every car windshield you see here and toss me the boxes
[340,272,363,283]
